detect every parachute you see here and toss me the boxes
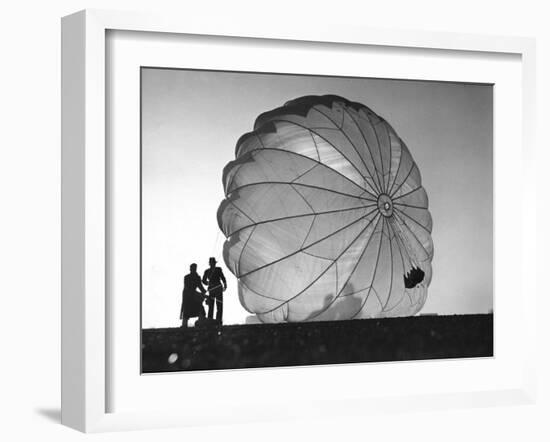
[217,95,433,323]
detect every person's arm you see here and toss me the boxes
[197,275,206,294]
[220,268,227,290]
[202,270,208,285]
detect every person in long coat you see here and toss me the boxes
[180,263,207,327]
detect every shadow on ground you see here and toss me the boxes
[35,408,61,423]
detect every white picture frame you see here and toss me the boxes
[61,9,537,433]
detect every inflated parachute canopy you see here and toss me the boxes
[217,95,433,323]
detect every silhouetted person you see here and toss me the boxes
[202,257,227,323]
[180,263,207,328]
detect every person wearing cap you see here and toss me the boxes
[202,257,227,323]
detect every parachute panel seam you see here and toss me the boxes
[226,204,375,238]
[350,219,386,319]
[238,205,379,279]
[237,225,256,278]
[253,212,382,315]
[393,201,428,210]
[386,138,407,196]
[341,106,387,194]
[230,180,376,204]
[392,209,433,262]
[392,185,423,202]
[268,118,379,199]
[362,111,387,194]
[313,106,383,195]
[231,146,374,199]
[381,218,395,310]
[306,215,383,321]
[389,162,416,199]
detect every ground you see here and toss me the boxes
[141,314,493,373]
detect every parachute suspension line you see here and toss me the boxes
[386,142,405,196]
[256,211,383,315]
[290,183,315,213]
[210,229,222,257]
[391,210,426,266]
[392,186,422,202]
[350,215,386,319]
[383,125,396,193]
[308,128,322,162]
[298,215,316,251]
[306,213,383,321]
[391,207,434,263]
[238,205,380,279]
[393,206,432,235]
[228,204,376,238]
[393,201,429,210]
[237,225,257,278]
[382,124,393,193]
[239,146,377,200]
[290,163,318,183]
[371,116,387,196]
[389,217,414,271]
[238,217,419,319]
[231,180,376,203]
[314,106,383,196]
[360,109,386,194]
[271,118,380,199]
[381,218,395,311]
[389,211,416,263]
[390,219,417,308]
[389,162,415,199]
[320,107,382,194]
[339,106,386,195]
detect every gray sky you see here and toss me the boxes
[141,68,493,328]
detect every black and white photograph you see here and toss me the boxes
[4,0,549,439]
[140,68,493,373]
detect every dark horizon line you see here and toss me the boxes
[141,312,494,330]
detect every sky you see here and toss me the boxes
[141,68,493,328]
